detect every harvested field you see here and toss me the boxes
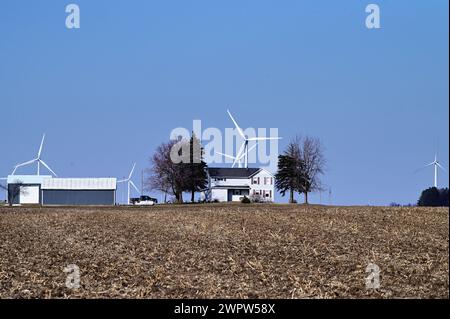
[0,204,448,299]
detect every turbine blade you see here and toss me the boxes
[14,159,37,169]
[38,134,46,158]
[247,142,258,154]
[216,152,236,160]
[128,163,136,180]
[227,109,246,139]
[39,160,57,177]
[233,142,246,168]
[248,137,282,141]
[437,163,447,173]
[130,181,140,194]
[236,142,258,161]
[117,179,127,183]
[414,163,434,174]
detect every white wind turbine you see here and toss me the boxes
[227,110,282,168]
[217,142,259,168]
[416,153,447,188]
[11,134,57,176]
[118,163,140,204]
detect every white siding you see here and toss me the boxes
[19,185,40,204]
[211,189,228,202]
[211,178,250,187]
[250,170,275,202]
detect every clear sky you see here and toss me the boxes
[0,0,448,205]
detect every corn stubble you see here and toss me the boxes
[0,205,448,299]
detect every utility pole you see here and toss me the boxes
[122,176,125,205]
[141,170,144,197]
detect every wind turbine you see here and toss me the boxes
[227,110,282,168]
[118,163,140,204]
[217,143,259,168]
[11,134,57,176]
[416,153,447,188]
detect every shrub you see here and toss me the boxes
[241,196,251,204]
[250,194,263,203]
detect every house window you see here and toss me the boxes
[214,178,227,182]
[253,177,259,185]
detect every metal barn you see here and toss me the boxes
[41,178,117,206]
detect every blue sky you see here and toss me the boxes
[0,0,448,205]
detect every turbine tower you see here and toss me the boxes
[118,163,140,204]
[416,153,447,188]
[227,110,282,168]
[11,134,57,176]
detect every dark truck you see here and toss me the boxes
[130,195,158,206]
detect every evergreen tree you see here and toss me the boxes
[275,141,302,203]
[418,187,449,207]
[185,133,208,203]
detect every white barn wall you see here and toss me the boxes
[19,185,40,204]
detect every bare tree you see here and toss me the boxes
[298,136,326,204]
[145,166,172,204]
[148,140,188,203]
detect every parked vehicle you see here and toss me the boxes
[130,195,158,206]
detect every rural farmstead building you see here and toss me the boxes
[6,176,117,206]
[206,168,275,202]
[41,178,117,206]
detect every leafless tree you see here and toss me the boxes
[298,136,326,204]
[148,140,188,203]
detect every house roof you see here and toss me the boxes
[207,168,261,179]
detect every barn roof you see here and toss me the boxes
[207,168,261,178]
[42,178,117,190]
[7,175,52,185]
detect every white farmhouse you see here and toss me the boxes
[206,168,275,202]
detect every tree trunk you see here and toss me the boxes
[191,190,195,203]
[289,188,295,203]
[177,192,183,203]
[304,192,308,204]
